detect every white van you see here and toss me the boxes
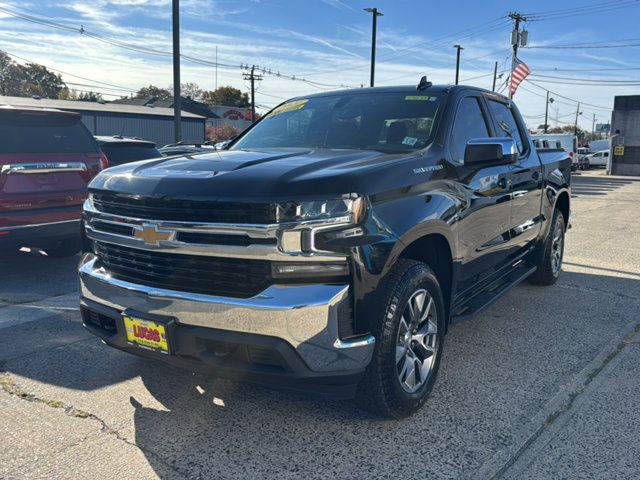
[531,134,578,169]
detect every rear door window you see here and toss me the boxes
[487,100,526,155]
[0,112,98,154]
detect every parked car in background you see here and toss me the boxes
[0,106,106,256]
[532,133,578,170]
[576,147,591,170]
[95,136,161,167]
[159,141,216,156]
[582,149,610,169]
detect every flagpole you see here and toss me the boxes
[508,12,526,103]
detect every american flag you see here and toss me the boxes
[509,57,531,97]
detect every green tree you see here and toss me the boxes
[135,84,172,99]
[0,51,22,95]
[201,86,250,107]
[178,82,203,100]
[77,91,103,102]
[0,50,66,98]
[19,63,66,98]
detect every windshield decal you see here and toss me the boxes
[271,99,308,116]
[402,136,418,146]
[404,95,436,101]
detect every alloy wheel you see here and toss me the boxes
[396,289,438,393]
[551,216,564,275]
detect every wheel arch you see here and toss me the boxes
[396,231,454,331]
[555,189,570,229]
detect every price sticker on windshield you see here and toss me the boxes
[271,99,308,116]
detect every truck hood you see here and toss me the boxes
[89,147,433,201]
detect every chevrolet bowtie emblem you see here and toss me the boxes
[133,224,175,245]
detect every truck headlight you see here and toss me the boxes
[275,197,366,223]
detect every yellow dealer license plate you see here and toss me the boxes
[123,315,170,354]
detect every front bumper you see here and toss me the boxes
[79,255,375,397]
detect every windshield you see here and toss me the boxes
[232,92,441,152]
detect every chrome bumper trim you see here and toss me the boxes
[83,202,348,261]
[1,162,87,174]
[79,256,374,372]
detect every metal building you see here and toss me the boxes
[0,95,206,147]
[610,95,640,176]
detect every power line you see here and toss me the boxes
[0,5,352,90]
[531,65,640,72]
[298,17,511,78]
[523,0,640,21]
[527,41,640,50]
[528,74,640,86]
[5,51,137,93]
[522,80,613,111]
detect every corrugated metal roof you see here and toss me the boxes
[0,96,205,119]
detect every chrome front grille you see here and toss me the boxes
[92,192,276,224]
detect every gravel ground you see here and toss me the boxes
[1,170,639,480]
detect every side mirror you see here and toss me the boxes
[464,138,518,167]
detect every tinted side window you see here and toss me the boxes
[487,100,525,154]
[450,97,490,163]
[100,144,161,166]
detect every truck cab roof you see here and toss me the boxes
[287,84,507,102]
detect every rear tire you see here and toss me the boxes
[44,238,81,258]
[355,259,445,419]
[529,209,565,286]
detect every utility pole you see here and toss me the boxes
[574,102,581,135]
[364,7,383,87]
[243,66,263,123]
[492,61,498,91]
[172,0,181,142]
[508,12,528,99]
[454,45,463,85]
[592,113,596,139]
[215,45,218,92]
[544,90,554,134]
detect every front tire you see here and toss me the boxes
[529,209,565,286]
[356,259,445,419]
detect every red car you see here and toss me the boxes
[0,106,107,256]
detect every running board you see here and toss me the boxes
[450,263,537,324]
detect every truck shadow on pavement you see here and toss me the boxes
[0,249,80,304]
[571,174,639,197]
[2,266,639,478]
[118,269,640,479]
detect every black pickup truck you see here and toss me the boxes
[79,82,570,418]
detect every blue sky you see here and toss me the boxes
[1,0,640,130]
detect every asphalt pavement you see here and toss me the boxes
[1,170,639,480]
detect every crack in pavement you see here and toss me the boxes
[478,322,640,480]
[0,371,189,480]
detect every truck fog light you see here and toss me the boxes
[271,262,349,279]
